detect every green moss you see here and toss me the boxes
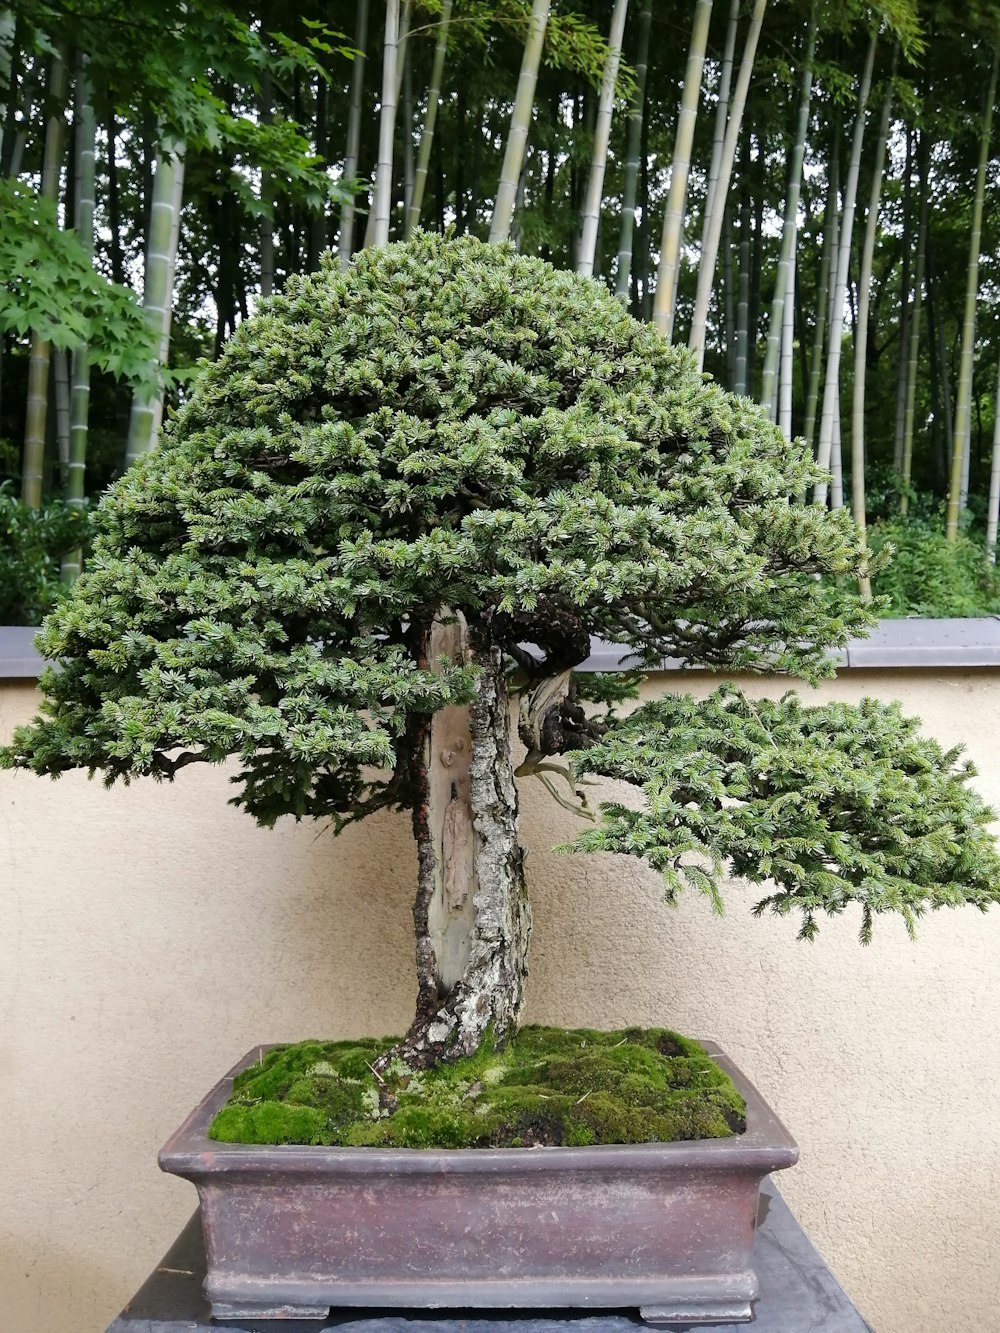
[208,1027,746,1149]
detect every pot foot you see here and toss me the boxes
[640,1301,754,1327]
[210,1299,330,1320]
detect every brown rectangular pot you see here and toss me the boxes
[158,1042,798,1326]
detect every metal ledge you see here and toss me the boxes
[3,619,1000,680]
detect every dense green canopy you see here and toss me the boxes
[5,234,999,938]
[6,235,877,819]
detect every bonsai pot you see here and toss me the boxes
[158,1042,798,1326]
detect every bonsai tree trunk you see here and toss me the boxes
[379,614,531,1073]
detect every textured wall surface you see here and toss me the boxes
[2,669,999,1333]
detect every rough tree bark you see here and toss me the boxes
[377,615,531,1075]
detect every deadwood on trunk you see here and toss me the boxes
[377,616,530,1075]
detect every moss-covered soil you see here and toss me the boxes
[209,1026,746,1149]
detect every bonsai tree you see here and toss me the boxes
[5,234,999,1080]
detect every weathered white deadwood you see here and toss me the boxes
[379,616,530,1072]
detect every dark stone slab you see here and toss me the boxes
[104,1185,872,1333]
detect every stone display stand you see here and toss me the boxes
[105,1183,872,1332]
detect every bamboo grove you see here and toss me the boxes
[3,0,1000,619]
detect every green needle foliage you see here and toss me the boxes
[567,685,1000,942]
[4,233,997,947]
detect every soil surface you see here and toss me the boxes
[209,1026,747,1148]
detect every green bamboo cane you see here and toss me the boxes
[125,139,185,464]
[733,135,751,396]
[405,0,452,237]
[803,126,839,457]
[686,0,767,365]
[701,0,740,257]
[0,9,14,112]
[813,28,877,508]
[614,0,651,300]
[850,60,894,598]
[892,130,912,473]
[576,0,629,278]
[946,45,998,541]
[652,0,713,337]
[900,136,928,518]
[21,50,67,508]
[259,69,275,297]
[986,352,1000,561]
[370,0,400,248]
[759,1,816,416]
[778,246,795,441]
[489,0,550,244]
[338,0,370,267]
[61,58,95,584]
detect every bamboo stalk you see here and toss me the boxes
[406,0,452,236]
[759,1,816,416]
[577,0,629,278]
[892,129,912,472]
[21,50,67,508]
[369,0,401,248]
[778,246,795,441]
[652,0,713,337]
[687,0,767,366]
[831,389,843,510]
[813,28,877,508]
[258,69,275,296]
[986,353,1000,561]
[946,45,998,540]
[804,128,838,456]
[125,139,185,463]
[900,133,928,518]
[338,0,369,267]
[0,9,14,110]
[850,58,894,599]
[702,0,740,232]
[723,198,736,384]
[53,348,70,482]
[401,36,414,220]
[489,0,550,244]
[734,131,751,396]
[615,0,651,300]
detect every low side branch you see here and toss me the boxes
[566,685,1000,943]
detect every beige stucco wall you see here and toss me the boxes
[3,667,1000,1333]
